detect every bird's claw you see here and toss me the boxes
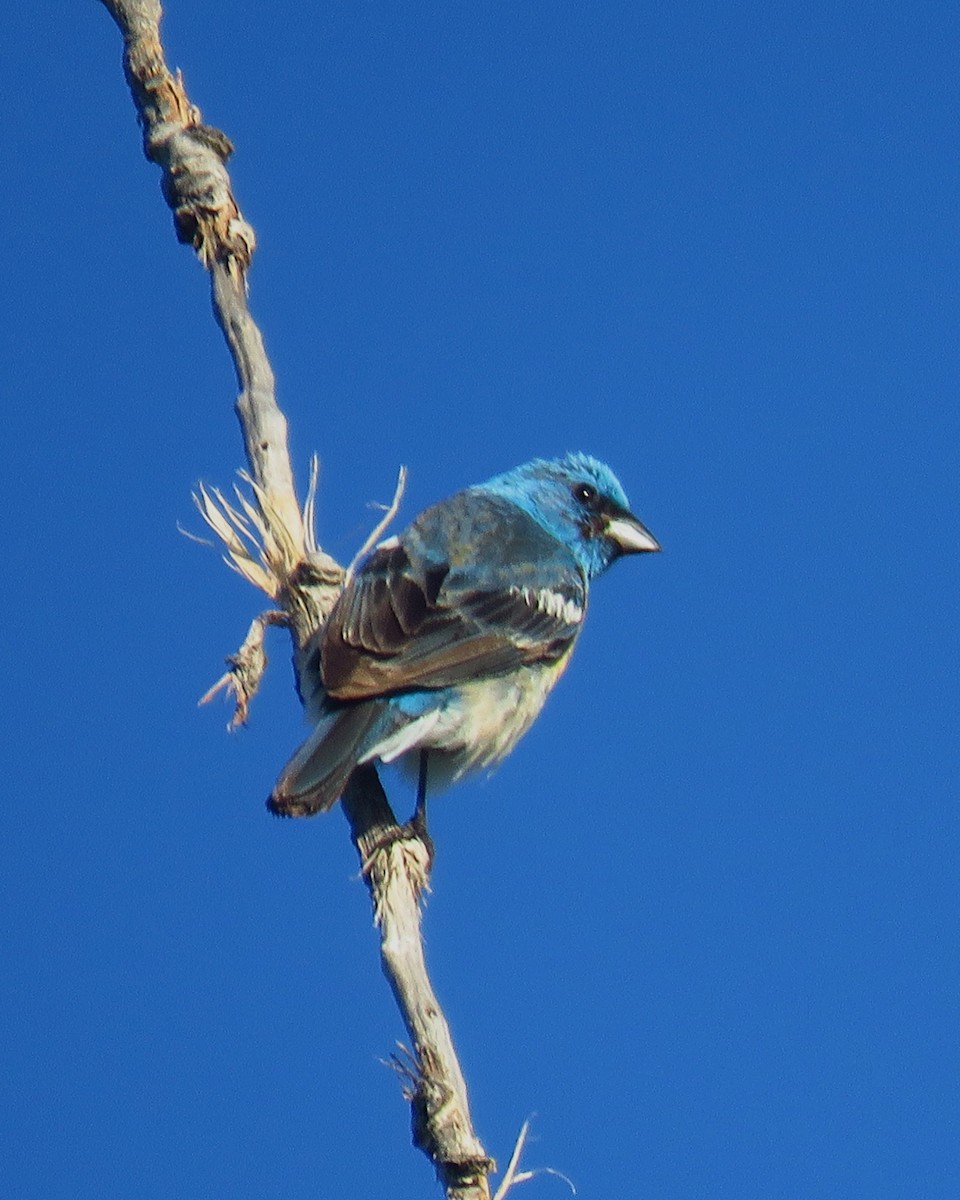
[359,818,435,878]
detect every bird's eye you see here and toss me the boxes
[574,482,598,506]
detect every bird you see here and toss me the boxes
[268,452,659,820]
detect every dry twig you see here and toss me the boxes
[98,2,501,1196]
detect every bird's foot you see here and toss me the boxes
[406,804,435,870]
[359,817,435,878]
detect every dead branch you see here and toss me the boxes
[343,769,495,1198]
[97,0,341,654]
[98,2,499,1195]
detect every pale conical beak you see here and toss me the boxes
[605,511,661,554]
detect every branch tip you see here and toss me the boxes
[198,609,288,727]
[491,1119,577,1200]
[303,454,321,554]
[345,464,408,582]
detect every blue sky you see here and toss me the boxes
[2,2,958,1197]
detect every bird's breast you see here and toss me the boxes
[421,650,575,774]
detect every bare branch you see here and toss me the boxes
[343,769,495,1200]
[98,0,342,645]
[100,3,499,1194]
[98,0,254,273]
[210,261,331,611]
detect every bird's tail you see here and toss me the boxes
[267,701,388,817]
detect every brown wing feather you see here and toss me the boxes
[320,499,586,701]
[323,632,519,701]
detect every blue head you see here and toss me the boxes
[484,452,660,579]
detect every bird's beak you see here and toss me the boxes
[605,510,661,554]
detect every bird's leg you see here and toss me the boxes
[349,755,435,874]
[416,749,429,817]
[408,749,435,866]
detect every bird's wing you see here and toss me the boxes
[320,491,587,701]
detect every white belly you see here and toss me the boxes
[394,655,574,792]
[434,668,561,762]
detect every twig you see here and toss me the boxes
[99,3,497,1196]
[198,609,288,728]
[97,0,341,648]
[491,1119,577,1199]
[345,465,408,582]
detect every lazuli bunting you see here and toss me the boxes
[269,453,659,817]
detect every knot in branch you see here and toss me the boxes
[155,126,254,270]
